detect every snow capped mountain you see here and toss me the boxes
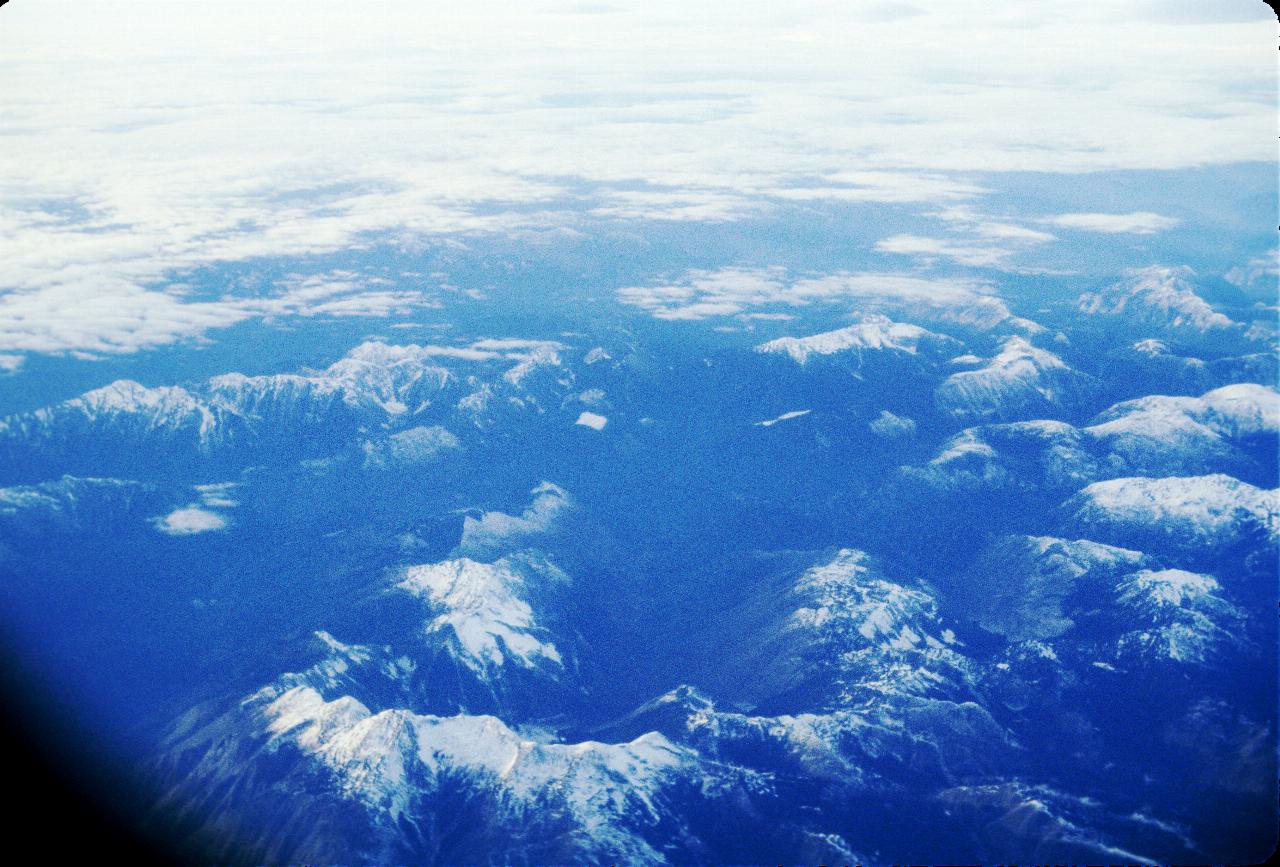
[756,315,960,365]
[935,782,1194,865]
[1065,474,1279,554]
[501,344,564,387]
[1088,383,1277,438]
[953,536,1247,672]
[0,339,584,483]
[1112,338,1279,394]
[603,684,1013,837]
[680,694,1011,791]
[790,550,952,655]
[79,379,218,435]
[0,380,219,463]
[258,684,696,849]
[1081,384,1276,476]
[864,291,1035,335]
[934,337,1095,423]
[6,8,1280,863]
[323,340,456,412]
[1086,403,1230,465]
[711,549,977,710]
[907,419,1099,494]
[1077,266,1235,337]
[954,535,1147,641]
[205,372,356,435]
[199,342,458,422]
[398,553,569,676]
[454,344,577,430]
[869,409,916,438]
[911,384,1276,496]
[155,649,777,865]
[1,320,1274,865]
[9,341,453,452]
[246,631,417,712]
[0,475,165,534]
[1188,383,1279,437]
[1111,569,1245,666]
[362,425,460,468]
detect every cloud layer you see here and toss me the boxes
[0,0,1273,359]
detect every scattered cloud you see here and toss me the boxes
[0,268,440,359]
[616,266,1008,325]
[970,222,1057,244]
[874,205,1057,270]
[471,338,568,353]
[194,483,240,508]
[874,234,1015,268]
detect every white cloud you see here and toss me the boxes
[1046,212,1182,234]
[155,506,228,535]
[575,411,608,430]
[877,206,1058,269]
[616,267,789,320]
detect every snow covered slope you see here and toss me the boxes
[934,338,1095,423]
[1065,474,1279,555]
